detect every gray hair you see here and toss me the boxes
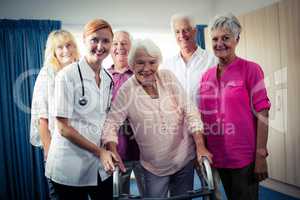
[209,13,242,39]
[170,13,196,33]
[128,39,163,67]
[113,30,133,43]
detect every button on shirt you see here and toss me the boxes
[102,69,203,176]
[45,58,112,186]
[162,47,217,103]
[30,65,56,147]
[108,65,140,161]
[198,57,271,169]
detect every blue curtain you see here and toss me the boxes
[196,24,207,49]
[0,19,61,200]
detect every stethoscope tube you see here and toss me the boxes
[76,62,113,113]
[77,63,88,106]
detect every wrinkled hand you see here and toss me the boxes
[254,156,268,182]
[196,146,213,164]
[99,148,118,174]
[112,151,126,173]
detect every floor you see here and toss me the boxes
[129,172,300,200]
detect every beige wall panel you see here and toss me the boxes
[236,16,247,58]
[244,3,287,182]
[244,8,266,68]
[279,0,300,187]
[204,27,213,53]
[263,3,287,182]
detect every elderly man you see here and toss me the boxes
[107,31,144,196]
[163,14,216,103]
[162,14,221,200]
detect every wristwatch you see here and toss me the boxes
[256,148,269,158]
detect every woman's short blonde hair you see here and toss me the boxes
[128,39,162,67]
[44,30,80,71]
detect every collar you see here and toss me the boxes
[218,56,240,70]
[178,46,205,62]
[78,57,104,81]
[108,64,133,75]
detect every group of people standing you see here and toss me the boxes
[30,13,270,200]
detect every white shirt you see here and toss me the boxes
[30,65,56,147]
[162,47,217,103]
[45,58,112,186]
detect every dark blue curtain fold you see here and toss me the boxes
[196,24,207,49]
[0,19,61,200]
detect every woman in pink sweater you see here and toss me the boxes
[101,39,211,198]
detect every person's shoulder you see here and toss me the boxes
[197,48,216,60]
[119,75,135,90]
[164,53,180,62]
[201,65,217,80]
[35,66,48,80]
[58,62,77,76]
[239,57,263,72]
[103,68,113,81]
[161,53,181,67]
[55,62,78,83]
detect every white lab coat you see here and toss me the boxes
[30,65,56,147]
[45,58,112,186]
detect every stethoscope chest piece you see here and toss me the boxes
[79,97,88,106]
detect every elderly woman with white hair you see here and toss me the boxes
[101,39,212,198]
[198,13,271,200]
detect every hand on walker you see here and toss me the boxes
[196,146,213,164]
[99,148,118,174]
[112,151,126,173]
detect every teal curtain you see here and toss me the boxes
[0,19,61,200]
[196,24,207,49]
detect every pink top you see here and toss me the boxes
[102,69,203,176]
[198,57,271,168]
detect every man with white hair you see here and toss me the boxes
[162,14,221,200]
[163,14,216,103]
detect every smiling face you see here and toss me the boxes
[132,49,159,87]
[111,32,131,65]
[54,41,77,67]
[84,28,113,65]
[173,18,197,51]
[211,27,238,61]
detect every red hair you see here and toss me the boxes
[83,19,113,38]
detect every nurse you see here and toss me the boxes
[30,29,79,199]
[45,19,117,200]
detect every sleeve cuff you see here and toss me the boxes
[53,110,73,119]
[102,134,118,145]
[254,99,271,113]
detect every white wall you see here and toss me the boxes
[0,0,281,27]
[0,0,281,66]
[0,0,214,31]
[213,0,280,16]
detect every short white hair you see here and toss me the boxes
[209,13,242,39]
[113,30,133,43]
[170,13,196,32]
[128,39,162,67]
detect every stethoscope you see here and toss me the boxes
[77,63,113,113]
